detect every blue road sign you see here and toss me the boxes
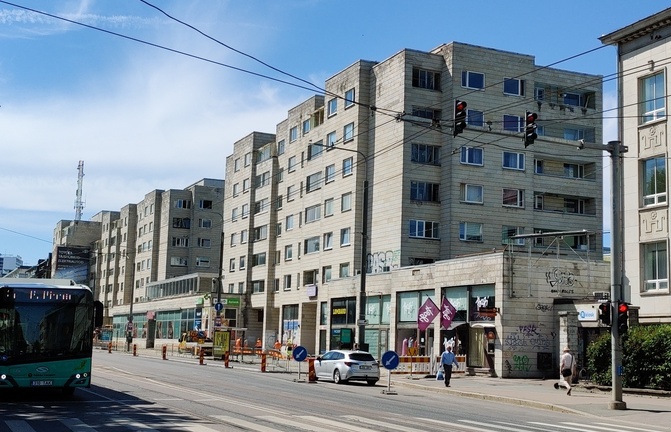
[292,345,308,362]
[381,350,400,370]
[214,302,224,312]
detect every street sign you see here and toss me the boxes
[214,302,224,312]
[381,350,400,370]
[357,319,368,326]
[292,345,308,362]
[221,298,241,307]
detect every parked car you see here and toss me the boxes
[314,350,379,385]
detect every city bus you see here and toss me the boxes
[0,279,103,395]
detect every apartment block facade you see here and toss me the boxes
[223,42,605,362]
[601,8,671,325]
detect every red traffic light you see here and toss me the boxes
[526,112,537,123]
[618,302,629,314]
[456,101,467,111]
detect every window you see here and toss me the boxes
[233,183,240,196]
[308,142,323,160]
[643,157,667,206]
[305,236,320,254]
[503,115,523,132]
[283,275,292,290]
[286,214,294,230]
[502,188,524,208]
[172,217,190,229]
[343,157,353,176]
[344,88,355,108]
[411,107,442,120]
[305,204,321,223]
[641,73,665,123]
[306,172,322,192]
[410,181,440,202]
[324,232,333,250]
[502,226,524,245]
[175,199,192,209]
[534,195,544,210]
[171,257,188,267]
[242,204,249,218]
[290,126,298,142]
[252,280,265,293]
[276,195,283,210]
[199,218,212,228]
[343,122,354,142]
[564,163,585,179]
[325,164,336,183]
[563,92,582,106]
[302,119,311,135]
[503,152,525,170]
[459,222,483,242]
[323,266,332,283]
[287,184,296,201]
[409,220,439,239]
[254,225,268,241]
[467,109,484,127]
[276,222,282,236]
[411,143,440,165]
[503,78,525,96]
[230,233,238,246]
[288,156,297,172]
[461,184,483,204]
[244,152,252,166]
[341,192,352,211]
[234,158,241,172]
[172,236,189,247]
[339,263,350,278]
[564,198,585,214]
[254,198,269,214]
[461,71,485,89]
[340,227,351,246]
[460,147,483,166]
[412,67,441,90]
[564,128,585,141]
[196,257,210,267]
[199,199,213,209]
[327,131,337,148]
[231,207,239,221]
[240,229,248,243]
[255,171,270,188]
[643,241,668,291]
[327,98,337,117]
[277,139,285,155]
[198,238,211,248]
[324,198,334,216]
[535,160,544,174]
[252,253,267,266]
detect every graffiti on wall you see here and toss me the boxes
[503,323,553,352]
[368,250,401,273]
[535,303,553,312]
[546,267,576,295]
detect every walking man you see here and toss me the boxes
[560,346,575,396]
[440,344,459,387]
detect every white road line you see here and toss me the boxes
[4,420,37,432]
[297,415,375,432]
[342,415,418,431]
[111,418,160,431]
[528,422,605,431]
[586,423,665,432]
[418,417,493,432]
[492,420,565,432]
[460,420,545,432]
[60,418,98,431]
[210,415,279,432]
[257,415,332,432]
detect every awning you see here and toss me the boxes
[470,322,495,328]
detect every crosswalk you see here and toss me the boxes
[0,414,666,432]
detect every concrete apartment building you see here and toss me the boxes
[223,42,609,375]
[601,8,671,325]
[0,254,23,276]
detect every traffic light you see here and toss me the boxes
[524,111,538,147]
[453,100,467,137]
[598,301,611,326]
[617,301,629,334]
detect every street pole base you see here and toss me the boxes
[608,401,627,410]
[382,389,397,395]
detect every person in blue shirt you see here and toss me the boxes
[440,344,459,387]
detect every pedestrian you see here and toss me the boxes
[440,344,459,387]
[560,346,575,396]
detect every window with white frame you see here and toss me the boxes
[460,146,483,166]
[283,275,292,290]
[252,280,265,293]
[305,204,321,223]
[409,220,440,239]
[199,218,212,228]
[306,172,322,192]
[411,181,440,202]
[467,109,484,127]
[172,236,189,247]
[255,171,271,188]
[290,126,298,142]
[327,131,337,147]
[327,98,337,117]
[344,88,355,108]
[461,184,483,204]
[276,222,282,236]
[285,244,293,260]
[503,151,525,170]
[503,115,523,132]
[230,233,237,246]
[502,226,524,245]
[308,142,323,160]
[244,152,252,166]
[254,225,268,241]
[643,241,668,291]
[254,198,269,214]
[459,222,483,242]
[503,78,525,96]
[288,156,298,172]
[323,266,332,283]
[171,256,188,267]
[641,72,666,123]
[196,257,210,267]
[302,119,311,135]
[535,160,544,174]
[286,214,294,230]
[502,188,524,207]
[564,128,585,141]
[276,195,283,210]
[343,157,353,176]
[287,184,296,201]
[229,258,235,271]
[325,164,336,183]
[564,163,585,179]
[305,236,320,254]
[324,198,334,216]
[198,238,211,248]
[252,252,266,267]
[234,158,240,172]
[411,143,440,165]
[341,192,352,212]
[242,178,250,192]
[232,183,240,196]
[461,70,485,89]
[199,200,213,210]
[412,67,441,90]
[643,157,667,206]
[324,232,333,250]
[241,204,249,218]
[340,227,351,246]
[277,139,285,155]
[239,256,245,269]
[564,198,585,214]
[240,229,248,243]
[344,123,354,142]
[339,263,350,278]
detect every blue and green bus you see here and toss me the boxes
[0,279,103,395]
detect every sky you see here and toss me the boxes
[0,0,666,266]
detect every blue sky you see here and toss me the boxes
[0,0,663,265]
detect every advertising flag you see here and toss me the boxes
[417,298,439,331]
[441,297,457,329]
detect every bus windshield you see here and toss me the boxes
[0,287,93,364]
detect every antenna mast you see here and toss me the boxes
[74,160,85,221]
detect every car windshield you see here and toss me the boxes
[349,353,375,362]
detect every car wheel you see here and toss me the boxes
[367,380,378,386]
[334,369,343,384]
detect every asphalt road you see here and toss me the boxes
[0,351,665,432]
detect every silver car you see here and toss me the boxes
[314,350,380,385]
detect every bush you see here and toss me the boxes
[586,324,671,390]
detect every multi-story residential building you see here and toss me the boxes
[223,42,605,366]
[0,254,23,276]
[601,8,671,325]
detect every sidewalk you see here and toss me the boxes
[103,347,671,430]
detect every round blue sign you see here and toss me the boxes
[381,350,400,370]
[214,302,224,312]
[292,345,308,362]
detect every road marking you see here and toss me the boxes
[342,415,417,431]
[297,415,374,432]
[257,415,332,432]
[210,415,278,432]
[111,418,160,431]
[420,417,492,431]
[461,420,545,431]
[4,420,37,432]
[60,418,98,431]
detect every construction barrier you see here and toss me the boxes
[133,344,137,357]
[199,348,205,365]
[162,345,167,360]
[224,351,230,368]
[308,358,317,383]
[261,353,267,372]
[390,356,432,375]
[433,355,467,374]
[108,342,112,353]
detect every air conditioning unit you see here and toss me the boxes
[593,291,609,300]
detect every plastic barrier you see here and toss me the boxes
[133,344,137,357]
[162,344,167,360]
[261,353,267,372]
[390,356,432,375]
[199,348,205,365]
[108,342,112,353]
[308,358,317,383]
[224,351,230,368]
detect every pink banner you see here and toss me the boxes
[417,298,439,331]
[441,297,458,329]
